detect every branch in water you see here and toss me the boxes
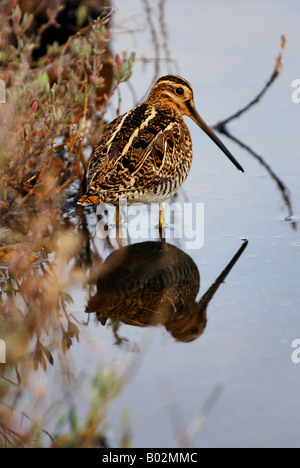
[212,34,296,230]
[214,34,286,131]
[218,126,297,231]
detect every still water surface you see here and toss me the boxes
[97,1,300,447]
[3,0,300,448]
[91,0,300,448]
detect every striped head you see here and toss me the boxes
[146,74,244,172]
[146,75,195,116]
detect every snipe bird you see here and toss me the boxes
[86,240,248,342]
[78,75,244,229]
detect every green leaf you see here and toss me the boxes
[76,5,88,28]
[38,71,50,91]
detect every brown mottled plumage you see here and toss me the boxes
[78,75,243,207]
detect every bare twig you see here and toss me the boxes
[214,34,286,130]
[212,34,296,230]
[142,0,160,82]
[158,0,172,74]
[179,383,225,448]
[139,0,176,103]
[216,127,297,230]
[160,379,224,448]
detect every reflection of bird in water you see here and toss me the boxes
[78,75,244,234]
[86,240,248,343]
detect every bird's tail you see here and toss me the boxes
[77,192,100,206]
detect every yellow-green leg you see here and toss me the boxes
[159,202,166,240]
[116,204,120,228]
[115,204,121,245]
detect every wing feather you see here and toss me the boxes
[86,106,183,195]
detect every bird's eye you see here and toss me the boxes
[175,87,184,95]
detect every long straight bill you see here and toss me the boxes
[188,104,244,172]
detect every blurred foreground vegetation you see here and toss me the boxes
[0,0,137,447]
